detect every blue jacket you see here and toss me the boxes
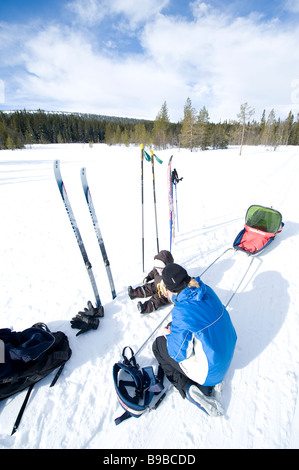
[166,277,237,386]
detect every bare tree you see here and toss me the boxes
[237,102,255,155]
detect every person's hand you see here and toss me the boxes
[162,326,171,337]
[157,280,168,298]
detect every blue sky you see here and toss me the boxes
[0,0,299,122]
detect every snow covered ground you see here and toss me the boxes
[0,143,299,450]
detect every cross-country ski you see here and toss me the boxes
[81,167,116,299]
[53,159,103,310]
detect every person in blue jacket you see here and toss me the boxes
[152,263,237,416]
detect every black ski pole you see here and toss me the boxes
[141,144,145,272]
[151,150,159,253]
[168,156,174,252]
[11,384,34,435]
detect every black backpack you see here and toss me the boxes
[0,323,72,434]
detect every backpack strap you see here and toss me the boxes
[121,346,137,367]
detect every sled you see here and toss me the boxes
[233,205,283,255]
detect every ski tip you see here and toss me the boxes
[140,143,143,149]
[54,159,60,169]
[81,167,86,175]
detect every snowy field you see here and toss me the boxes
[0,143,299,450]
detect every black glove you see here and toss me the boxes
[71,312,99,336]
[78,300,104,318]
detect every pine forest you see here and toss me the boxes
[1,99,298,151]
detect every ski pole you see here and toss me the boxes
[168,155,174,252]
[174,182,179,232]
[171,169,182,233]
[11,384,34,435]
[225,255,258,308]
[151,149,159,253]
[141,144,145,272]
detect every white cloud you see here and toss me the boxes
[66,0,108,26]
[2,1,299,122]
[66,0,170,28]
[111,0,169,27]
[285,0,299,13]
[15,25,181,119]
[141,3,299,120]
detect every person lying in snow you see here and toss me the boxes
[128,250,174,314]
[152,263,237,416]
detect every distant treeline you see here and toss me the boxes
[0,100,298,151]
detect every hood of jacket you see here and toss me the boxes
[154,250,174,266]
[174,278,206,304]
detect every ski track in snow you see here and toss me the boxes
[0,143,299,449]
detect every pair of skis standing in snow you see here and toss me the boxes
[54,160,113,335]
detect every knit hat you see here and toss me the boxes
[162,263,191,293]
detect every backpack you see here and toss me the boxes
[113,346,165,425]
[0,323,72,401]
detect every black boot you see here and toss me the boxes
[128,286,137,300]
[137,301,146,314]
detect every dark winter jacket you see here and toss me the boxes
[145,250,174,287]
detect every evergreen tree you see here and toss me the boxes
[121,128,130,146]
[132,122,150,145]
[281,111,294,145]
[105,123,114,145]
[261,109,276,146]
[210,123,229,149]
[195,106,210,150]
[180,97,197,151]
[289,113,299,145]
[6,134,15,149]
[0,108,298,151]
[152,101,170,149]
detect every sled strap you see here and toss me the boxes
[114,410,132,426]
